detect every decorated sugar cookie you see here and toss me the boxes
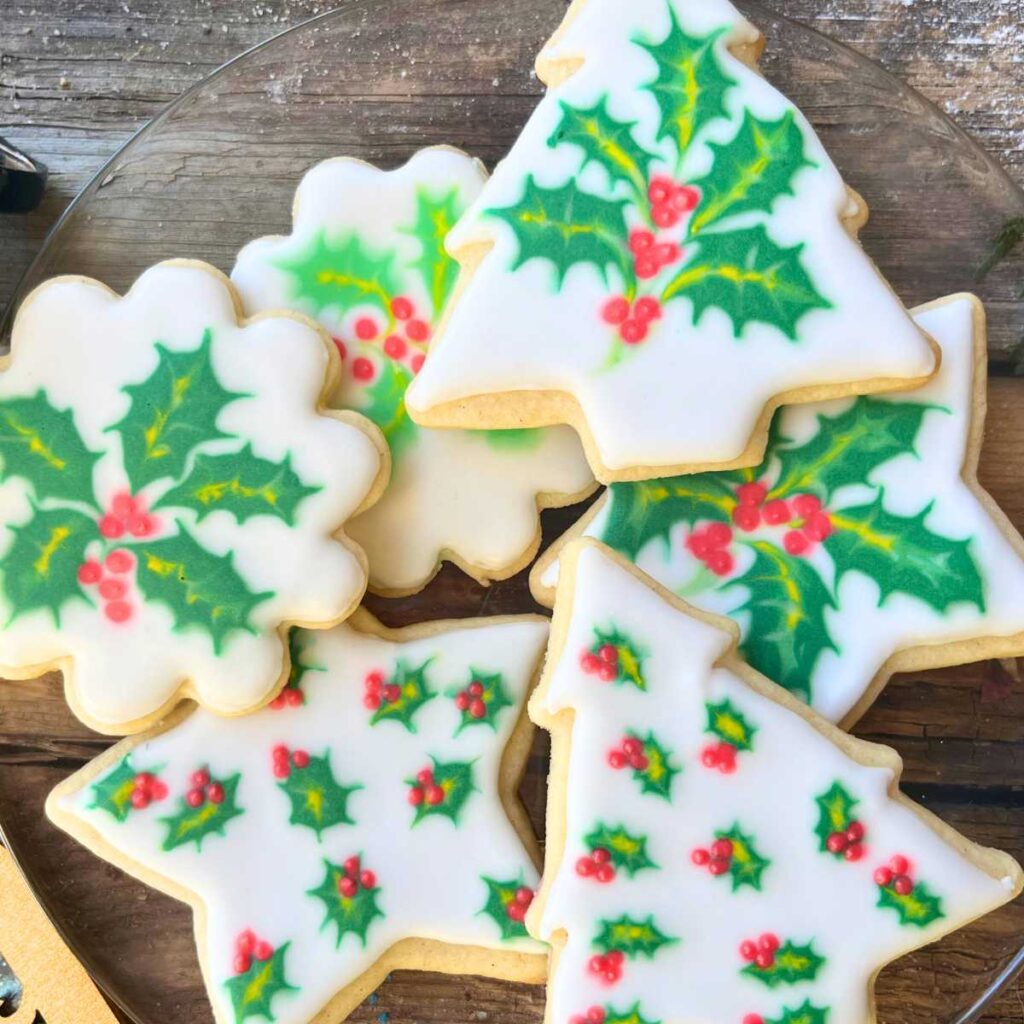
[528,540,1022,1024]
[531,295,1024,725]
[231,149,595,595]
[47,612,549,1024]
[0,262,388,733]
[405,0,938,482]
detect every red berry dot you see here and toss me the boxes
[273,761,291,779]
[516,887,534,906]
[598,644,618,665]
[186,788,204,808]
[744,1015,765,1024]
[343,855,361,877]
[634,256,660,280]
[292,750,310,769]
[99,515,125,539]
[739,940,758,962]
[705,522,733,548]
[236,930,256,955]
[708,858,730,876]
[653,242,680,267]
[360,869,377,890]
[354,317,379,341]
[384,684,401,704]
[105,549,134,574]
[425,785,445,806]
[365,671,384,691]
[732,505,761,533]
[78,560,103,585]
[602,297,631,325]
[254,941,272,962]
[844,843,865,862]
[846,821,865,843]
[391,296,414,320]
[406,319,430,342]
[285,688,303,707]
[411,354,425,374]
[893,874,914,896]
[576,856,596,877]
[469,698,486,719]
[826,832,849,855]
[130,789,151,810]
[363,693,382,710]
[754,950,775,970]
[455,692,470,711]
[112,493,136,518]
[758,933,780,953]
[193,768,211,787]
[607,750,627,769]
[705,549,735,577]
[99,578,127,601]
[633,297,662,323]
[803,512,834,543]
[127,513,155,538]
[506,902,526,922]
[648,177,674,205]
[691,848,711,866]
[629,752,649,771]
[269,696,286,710]
[606,950,624,966]
[352,357,375,382]
[889,855,910,875]
[105,600,132,623]
[686,532,711,559]
[233,953,252,975]
[408,786,424,806]
[793,494,822,518]
[621,738,642,757]
[673,186,700,213]
[737,482,768,507]
[762,499,791,526]
[468,680,485,697]
[152,780,168,800]
[587,1007,606,1024]
[384,335,408,359]
[651,203,681,229]
[595,863,616,884]
[207,782,225,804]
[416,768,434,786]
[597,662,617,683]
[711,838,734,860]
[591,847,611,866]
[629,229,656,253]
[580,651,602,674]
[874,866,894,886]
[701,746,721,768]
[620,319,648,345]
[784,531,811,557]
[338,876,358,898]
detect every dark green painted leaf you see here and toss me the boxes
[717,823,770,891]
[585,823,657,877]
[223,942,298,1024]
[629,731,680,801]
[453,669,514,734]
[480,876,530,941]
[308,859,384,947]
[409,758,476,826]
[359,359,417,461]
[371,658,436,732]
[741,939,825,987]
[404,186,465,319]
[604,1005,661,1024]
[593,915,676,959]
[89,756,140,823]
[277,751,359,840]
[591,625,647,689]
[704,699,757,751]
[767,1000,830,1024]
[876,878,945,928]
[161,773,243,851]
[813,782,859,852]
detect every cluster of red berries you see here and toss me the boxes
[874,854,915,895]
[601,292,663,345]
[739,932,781,971]
[271,744,310,780]
[685,522,735,577]
[407,766,445,807]
[232,929,274,975]
[569,1006,606,1024]
[129,771,168,811]
[363,670,400,710]
[580,644,620,682]
[268,685,305,711]
[691,837,735,876]
[648,175,700,229]
[342,295,429,384]
[335,854,377,898]
[454,678,489,720]
[78,547,137,623]
[98,492,157,542]
[732,483,834,556]
[587,949,624,985]
[505,886,535,923]
[699,741,738,774]
[825,819,866,861]
[607,736,649,772]
[185,767,225,809]
[628,228,681,281]
[576,846,616,883]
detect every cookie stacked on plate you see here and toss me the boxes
[0,1,1018,1023]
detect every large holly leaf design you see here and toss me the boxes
[111,330,248,492]
[742,939,824,988]
[690,111,812,234]
[480,876,530,941]
[637,15,733,159]
[826,495,984,613]
[877,878,945,928]
[277,751,360,840]
[1,506,95,624]
[360,359,417,460]
[593,915,676,960]
[224,942,298,1024]
[308,859,384,947]
[405,186,465,318]
[156,445,320,525]
[487,177,631,288]
[0,391,100,506]
[161,773,243,851]
[726,542,837,700]
[549,98,654,201]
[89,756,140,823]
[585,823,657,877]
[661,225,831,340]
[134,529,272,654]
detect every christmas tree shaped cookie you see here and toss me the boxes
[528,540,1021,1024]
[532,294,1024,725]
[232,149,595,595]
[0,262,388,733]
[47,612,550,1024]
[405,0,937,482]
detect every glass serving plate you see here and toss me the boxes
[0,2,1022,1022]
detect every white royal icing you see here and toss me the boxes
[406,0,935,476]
[531,543,1019,1024]
[231,149,594,594]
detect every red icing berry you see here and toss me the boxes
[408,786,424,806]
[784,531,810,557]
[354,317,379,341]
[186,788,205,808]
[576,856,596,877]
[236,930,256,956]
[705,549,734,577]
[131,789,151,810]
[99,578,126,601]
[383,684,401,704]
[629,229,656,254]
[651,203,681,229]
[732,505,761,532]
[754,950,775,970]
[597,662,617,683]
[620,319,648,345]
[591,847,611,866]
[759,933,780,953]
[587,1007,606,1024]
[653,242,680,267]
[701,746,720,768]
[425,784,445,806]
[580,651,602,674]
[365,671,384,692]
[391,296,414,320]
[363,693,382,710]
[607,749,627,769]
[634,256,660,280]
[595,863,616,884]
[77,560,102,585]
[846,821,865,843]
[889,855,910,875]
[691,848,710,866]
[352,357,374,382]
[411,354,425,374]
[803,512,834,543]
[99,515,125,539]
[469,698,486,719]
[270,696,286,710]
[708,858,730,876]
[193,768,211,787]
[629,751,649,771]
[360,869,377,890]
[285,689,303,707]
[744,1015,765,1024]
[338,875,358,898]
[621,738,642,757]
[292,750,310,769]
[384,335,408,359]
[844,843,865,862]
[112,493,136,518]
[793,494,822,518]
[606,950,624,966]
[826,832,848,854]
[673,186,700,213]
[455,692,470,711]
[705,522,733,548]
[106,600,132,623]
[105,549,134,574]
[633,297,662,323]
[406,319,430,342]
[507,901,526,923]
[737,482,767,506]
[711,838,734,860]
[468,680,485,697]
[602,297,631,325]
[253,941,272,962]
[343,855,361,876]
[893,875,914,896]
[762,499,791,525]
[233,953,252,975]
[716,743,738,771]
[739,940,758,962]
[416,768,434,786]
[273,759,290,779]
[207,782,225,804]
[598,645,618,665]
[516,887,534,906]
[687,532,711,559]
[648,177,675,205]
[151,779,168,800]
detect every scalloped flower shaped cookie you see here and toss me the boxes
[0,262,387,733]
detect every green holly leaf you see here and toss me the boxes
[308,858,384,947]
[409,758,476,826]
[690,111,812,234]
[277,751,360,840]
[134,528,272,655]
[224,942,298,1024]
[88,756,140,823]
[155,445,320,526]
[275,232,399,317]
[404,186,465,319]
[742,939,825,988]
[637,15,733,159]
[769,397,932,503]
[725,541,838,701]
[628,731,680,801]
[599,476,738,561]
[814,782,859,853]
[767,1001,830,1024]
[877,878,945,928]
[111,330,248,492]
[585,824,657,877]
[480,876,530,941]
[593,915,676,960]
[278,629,324,705]
[826,494,985,614]
[371,658,436,732]
[1,505,95,625]
[453,669,514,734]
[161,773,243,851]
[661,225,831,340]
[359,359,417,460]
[487,177,631,289]
[0,391,101,506]
[716,824,770,891]
[604,1005,661,1024]
[704,699,757,752]
[549,98,654,201]
[591,626,647,689]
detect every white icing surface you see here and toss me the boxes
[0,264,382,730]
[54,615,548,1024]
[406,0,935,473]
[231,150,593,593]
[536,297,1024,723]
[532,545,1017,1024]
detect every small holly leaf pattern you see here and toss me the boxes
[135,529,272,654]
[766,1001,830,1024]
[155,445,320,526]
[630,731,680,801]
[405,186,464,318]
[89,756,141,823]
[224,942,298,1024]
[308,858,384,947]
[487,177,631,288]
[370,658,436,732]
[409,758,476,826]
[813,782,859,854]
[277,751,359,840]
[1,506,95,624]
[480,876,533,941]
[584,824,657,877]
[716,824,770,892]
[741,939,825,988]
[453,670,514,734]
[604,1005,661,1024]
[161,773,243,852]
[112,330,248,492]
[360,359,417,460]
[0,391,101,506]
[704,700,756,752]
[589,626,647,689]
[593,915,676,960]
[877,878,945,928]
